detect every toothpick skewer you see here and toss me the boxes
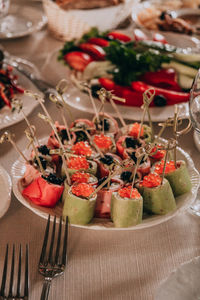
[56,79,73,122]
[12,98,40,146]
[83,83,99,123]
[25,127,45,176]
[0,131,29,163]
[49,93,72,144]
[130,148,146,194]
[161,139,177,185]
[138,88,155,140]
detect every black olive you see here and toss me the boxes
[129,152,145,164]
[34,156,47,170]
[75,131,88,143]
[42,173,63,185]
[38,145,50,155]
[100,118,110,131]
[120,171,132,182]
[125,137,141,149]
[91,84,101,98]
[159,11,172,20]
[0,97,5,109]
[60,129,69,143]
[100,154,114,165]
[154,94,167,107]
[97,176,108,188]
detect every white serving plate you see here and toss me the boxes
[0,165,12,218]
[11,138,199,230]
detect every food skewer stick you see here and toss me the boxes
[173,105,192,167]
[25,127,45,176]
[98,88,126,128]
[12,97,40,146]
[82,82,100,124]
[38,113,71,185]
[56,79,73,122]
[0,131,29,163]
[89,166,121,198]
[138,88,155,140]
[161,139,177,185]
[131,148,146,193]
[49,93,72,144]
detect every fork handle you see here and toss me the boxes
[40,278,52,300]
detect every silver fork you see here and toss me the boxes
[39,215,68,300]
[0,244,29,300]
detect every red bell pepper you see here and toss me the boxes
[131,81,190,105]
[22,176,64,207]
[88,37,109,47]
[153,33,168,44]
[107,31,131,42]
[79,43,105,61]
[140,69,182,92]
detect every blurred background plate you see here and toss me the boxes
[0,0,47,39]
[0,165,11,218]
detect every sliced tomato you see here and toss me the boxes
[88,37,109,47]
[79,43,105,61]
[107,31,131,42]
[133,29,148,41]
[64,51,93,71]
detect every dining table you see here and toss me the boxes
[0,2,200,300]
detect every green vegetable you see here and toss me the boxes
[104,40,171,86]
[162,61,198,78]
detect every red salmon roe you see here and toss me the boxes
[141,173,162,188]
[154,160,176,175]
[93,134,112,149]
[150,145,165,160]
[72,141,92,156]
[71,172,90,184]
[129,123,144,138]
[72,183,94,197]
[67,156,89,170]
[118,186,141,199]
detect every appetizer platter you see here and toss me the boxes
[0,165,12,218]
[0,50,42,129]
[42,27,200,121]
[8,82,199,230]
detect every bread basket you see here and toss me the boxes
[43,0,137,41]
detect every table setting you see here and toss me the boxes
[0,0,200,299]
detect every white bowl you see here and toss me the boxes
[43,0,138,41]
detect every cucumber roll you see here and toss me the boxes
[139,174,176,215]
[154,160,192,197]
[63,183,97,225]
[111,186,143,228]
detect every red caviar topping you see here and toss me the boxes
[72,183,94,197]
[150,145,165,160]
[141,173,162,188]
[67,156,89,170]
[129,123,144,138]
[118,186,141,199]
[71,172,90,184]
[72,141,92,156]
[93,134,112,149]
[154,160,176,175]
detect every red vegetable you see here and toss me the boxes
[22,176,64,207]
[131,81,190,105]
[0,84,11,108]
[79,43,105,60]
[98,77,115,90]
[140,69,182,92]
[64,51,93,71]
[133,29,148,41]
[88,37,109,47]
[153,33,167,44]
[107,31,131,42]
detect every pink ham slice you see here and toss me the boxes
[20,164,40,187]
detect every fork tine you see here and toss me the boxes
[55,216,62,265]
[61,216,68,266]
[8,245,15,298]
[48,215,56,264]
[16,245,22,298]
[39,215,50,264]
[0,244,8,297]
[24,244,29,298]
